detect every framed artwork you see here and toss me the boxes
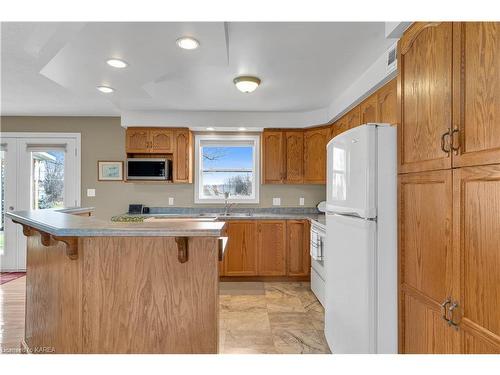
[98,161,124,181]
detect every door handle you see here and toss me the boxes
[441,129,451,155]
[451,128,460,155]
[448,301,460,330]
[441,298,452,323]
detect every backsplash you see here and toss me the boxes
[146,206,321,215]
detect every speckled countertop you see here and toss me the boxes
[6,209,226,237]
[111,208,326,229]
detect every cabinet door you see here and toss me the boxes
[285,131,304,183]
[345,106,361,130]
[173,129,192,183]
[262,131,284,184]
[126,128,150,153]
[452,22,500,168]
[303,128,328,184]
[398,170,459,353]
[398,22,453,173]
[224,222,258,276]
[378,78,398,125]
[453,166,500,353]
[257,221,286,276]
[150,129,173,153]
[286,220,310,277]
[359,94,378,124]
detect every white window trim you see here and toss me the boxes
[194,134,260,204]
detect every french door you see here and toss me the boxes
[0,133,81,271]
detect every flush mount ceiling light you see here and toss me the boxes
[106,58,128,68]
[176,36,200,50]
[238,127,247,131]
[96,85,115,94]
[206,127,215,131]
[233,76,261,93]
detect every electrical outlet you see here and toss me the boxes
[272,197,281,206]
[87,189,96,197]
[299,197,305,206]
[168,197,174,206]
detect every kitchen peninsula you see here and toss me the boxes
[6,208,227,354]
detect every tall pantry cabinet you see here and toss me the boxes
[398,22,500,354]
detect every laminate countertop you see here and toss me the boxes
[6,209,226,237]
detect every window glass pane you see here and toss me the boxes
[0,150,5,254]
[200,144,254,199]
[31,151,65,209]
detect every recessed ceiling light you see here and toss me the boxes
[238,127,247,131]
[233,76,261,93]
[176,37,200,50]
[106,58,128,68]
[96,85,115,94]
[206,127,215,131]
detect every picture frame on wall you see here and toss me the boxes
[97,161,124,181]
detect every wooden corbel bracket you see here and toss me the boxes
[52,236,79,260]
[175,237,189,263]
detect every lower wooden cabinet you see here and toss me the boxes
[220,219,310,279]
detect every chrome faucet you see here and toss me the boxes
[223,192,236,216]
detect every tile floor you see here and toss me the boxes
[219,282,330,354]
[0,277,330,354]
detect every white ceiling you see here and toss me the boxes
[1,22,396,117]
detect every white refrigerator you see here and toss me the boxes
[324,123,397,354]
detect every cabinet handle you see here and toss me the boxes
[448,301,460,330]
[441,298,452,323]
[440,129,451,155]
[451,128,460,155]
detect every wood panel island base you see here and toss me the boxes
[7,209,227,354]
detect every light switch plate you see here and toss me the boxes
[272,197,281,206]
[87,189,96,197]
[299,197,305,206]
[168,197,174,206]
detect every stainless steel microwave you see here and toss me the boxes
[126,158,171,180]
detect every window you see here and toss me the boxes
[195,134,260,203]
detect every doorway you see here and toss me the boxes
[0,133,81,271]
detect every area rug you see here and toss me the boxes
[0,272,26,285]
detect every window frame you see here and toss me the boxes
[194,134,260,204]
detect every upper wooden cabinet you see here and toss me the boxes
[303,127,328,184]
[452,22,500,168]
[398,22,454,173]
[126,127,174,154]
[173,129,192,183]
[126,128,150,153]
[150,129,173,153]
[285,131,304,183]
[262,131,285,184]
[287,220,310,277]
[378,79,398,125]
[257,221,287,276]
[360,94,378,124]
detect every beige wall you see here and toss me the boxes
[0,116,326,219]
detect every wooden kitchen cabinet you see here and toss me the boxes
[359,93,378,124]
[451,22,500,168]
[173,129,192,183]
[262,131,285,184]
[286,220,310,277]
[398,169,458,353]
[257,221,287,276]
[150,129,173,153]
[377,79,398,125]
[223,221,258,276]
[285,131,304,183]
[126,128,150,153]
[398,22,453,173]
[303,127,328,184]
[452,165,500,353]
